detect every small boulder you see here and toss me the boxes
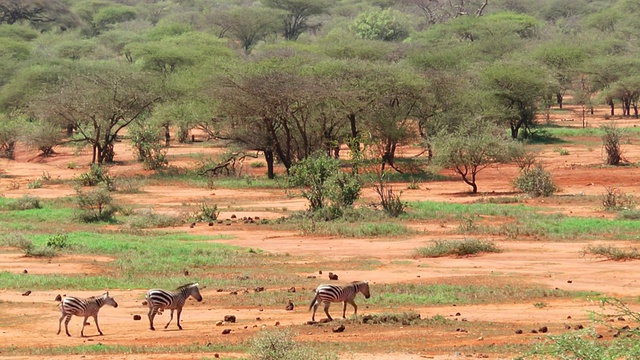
[222,329,231,334]
[224,315,236,323]
[22,290,31,296]
[332,324,345,333]
[287,287,296,293]
[254,286,265,292]
[285,300,294,311]
[133,315,142,321]
[539,326,548,333]
[328,272,338,281]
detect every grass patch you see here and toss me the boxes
[582,244,640,261]
[413,238,501,257]
[369,282,597,306]
[125,209,186,228]
[0,343,240,357]
[314,222,414,238]
[526,329,640,360]
[1,195,42,210]
[406,201,537,220]
[359,311,426,325]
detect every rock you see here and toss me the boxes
[216,289,224,292]
[254,286,265,292]
[229,291,238,295]
[318,270,322,274]
[184,270,190,276]
[515,329,523,334]
[539,326,548,333]
[275,321,280,326]
[224,315,236,323]
[567,280,572,283]
[332,324,345,333]
[133,315,142,321]
[286,300,294,311]
[618,317,626,321]
[189,222,196,228]
[531,330,538,334]
[254,216,260,220]
[328,272,338,280]
[287,287,296,293]
[597,334,603,339]
[565,324,571,330]
[21,290,31,296]
[55,294,62,302]
[214,354,220,358]
[222,329,231,334]
[142,300,148,306]
[477,336,483,341]
[307,275,317,279]
[231,214,237,219]
[215,321,223,326]
[256,317,261,321]
[23,269,28,274]
[455,312,461,316]
[208,222,214,226]
[307,321,317,325]
[574,324,584,330]
[319,318,332,323]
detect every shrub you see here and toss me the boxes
[360,311,422,325]
[583,244,640,261]
[6,195,41,210]
[1,232,32,251]
[248,328,337,360]
[602,186,636,211]
[127,209,185,229]
[26,179,43,189]
[191,202,220,222]
[373,178,405,217]
[414,238,501,257]
[77,164,115,190]
[602,124,623,165]
[75,186,118,222]
[46,233,69,250]
[513,164,557,197]
[129,121,168,170]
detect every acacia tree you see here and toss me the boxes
[30,62,161,164]
[262,0,334,40]
[211,6,282,54]
[433,119,520,194]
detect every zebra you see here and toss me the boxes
[309,280,370,321]
[145,282,204,330]
[57,292,118,337]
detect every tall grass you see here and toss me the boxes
[406,201,536,220]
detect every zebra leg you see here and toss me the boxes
[311,301,320,321]
[94,315,103,336]
[80,316,88,337]
[164,309,174,329]
[63,315,73,337]
[148,307,157,331]
[57,313,65,335]
[347,299,358,317]
[323,302,333,321]
[176,308,183,330]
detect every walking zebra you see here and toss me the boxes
[57,292,118,337]
[309,281,370,321]
[146,283,204,330]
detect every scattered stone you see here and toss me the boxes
[287,287,296,293]
[275,321,280,326]
[332,324,345,333]
[515,329,523,334]
[23,269,28,274]
[622,325,631,330]
[328,272,339,280]
[21,290,31,296]
[455,312,461,316]
[307,275,317,279]
[217,220,223,224]
[567,280,572,283]
[216,289,224,292]
[564,324,571,330]
[189,222,196,228]
[231,214,237,219]
[567,316,572,319]
[254,216,260,220]
[254,286,265,292]
[224,315,236,323]
[256,317,261,321]
[214,354,220,358]
[55,294,62,302]
[618,317,626,321]
[477,336,483,341]
[222,329,231,335]
[142,300,148,306]
[539,326,548,333]
[574,324,584,330]
[614,331,621,338]
[226,223,231,226]
[318,270,322,274]
[208,222,214,226]
[230,291,238,295]
[133,315,141,321]
[531,330,538,334]
[319,318,332,324]
[184,270,190,276]
[307,321,317,325]
[286,300,294,311]
[215,321,223,326]
[596,334,603,339]
[461,318,467,322]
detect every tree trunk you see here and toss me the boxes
[265,149,275,179]
[348,113,360,157]
[556,93,563,109]
[510,125,519,139]
[164,125,170,147]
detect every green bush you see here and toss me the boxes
[46,233,69,250]
[26,179,42,189]
[513,164,557,197]
[127,209,185,229]
[5,195,41,210]
[602,186,636,211]
[77,164,115,190]
[191,202,220,222]
[248,328,337,360]
[414,238,501,257]
[75,186,118,222]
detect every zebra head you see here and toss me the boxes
[103,291,119,308]
[356,281,371,299]
[187,283,203,302]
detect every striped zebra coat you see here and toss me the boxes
[145,283,203,330]
[309,281,370,321]
[57,292,118,337]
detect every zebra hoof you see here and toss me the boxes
[150,327,155,331]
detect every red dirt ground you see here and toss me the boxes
[1,107,640,359]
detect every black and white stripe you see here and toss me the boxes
[146,283,203,330]
[57,292,118,337]
[309,281,370,321]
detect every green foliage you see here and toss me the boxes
[4,195,42,210]
[190,202,220,222]
[414,239,501,257]
[373,177,405,217]
[0,115,18,159]
[26,179,43,189]
[350,8,411,42]
[288,151,361,215]
[76,164,114,190]
[74,186,118,223]
[248,328,338,360]
[126,209,185,229]
[513,164,558,197]
[129,121,168,170]
[46,233,69,250]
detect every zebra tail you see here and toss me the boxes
[308,291,318,311]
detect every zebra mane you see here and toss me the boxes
[176,283,198,290]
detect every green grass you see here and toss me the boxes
[582,244,640,261]
[497,214,640,240]
[313,222,415,237]
[414,238,501,257]
[0,343,241,357]
[369,283,598,306]
[406,201,537,220]
[526,329,640,360]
